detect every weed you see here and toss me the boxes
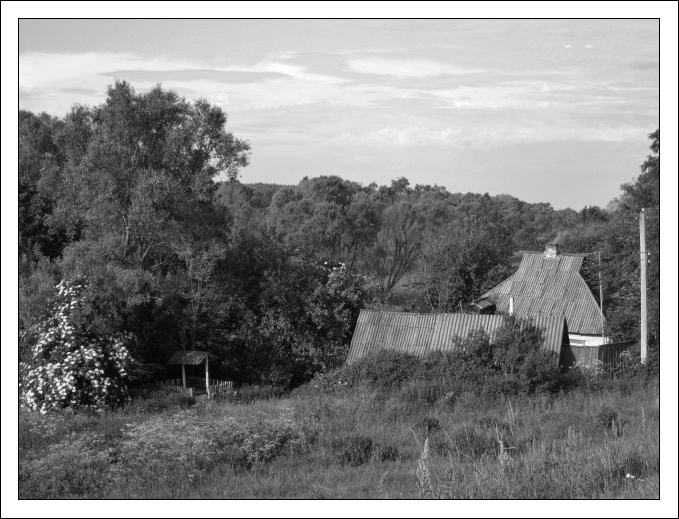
[414,416,440,435]
[448,427,496,459]
[595,406,619,431]
[372,442,400,463]
[331,435,373,467]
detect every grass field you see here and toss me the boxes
[18,377,660,500]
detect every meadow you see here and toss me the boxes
[18,371,659,499]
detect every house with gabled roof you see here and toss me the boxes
[476,243,608,346]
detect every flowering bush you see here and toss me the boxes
[20,277,137,412]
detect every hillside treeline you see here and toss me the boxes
[19,82,659,389]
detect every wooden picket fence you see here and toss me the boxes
[158,377,234,398]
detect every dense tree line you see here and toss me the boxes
[19,82,660,390]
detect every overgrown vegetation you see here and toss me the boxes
[19,367,659,499]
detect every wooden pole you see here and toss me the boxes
[182,364,186,389]
[598,251,605,344]
[205,357,210,400]
[640,209,647,364]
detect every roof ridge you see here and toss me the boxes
[520,251,588,257]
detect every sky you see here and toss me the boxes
[18,19,659,210]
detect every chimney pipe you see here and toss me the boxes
[509,296,514,316]
[544,243,558,259]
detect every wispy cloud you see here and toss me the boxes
[367,126,461,146]
[347,57,484,77]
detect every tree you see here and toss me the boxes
[173,240,229,351]
[19,81,251,369]
[267,176,379,271]
[369,201,423,291]
[50,81,250,272]
[601,130,660,345]
[19,110,68,270]
[415,223,512,312]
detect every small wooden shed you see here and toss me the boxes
[167,350,219,399]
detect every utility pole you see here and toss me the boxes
[597,251,605,344]
[640,209,647,364]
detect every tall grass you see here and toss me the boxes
[19,376,659,499]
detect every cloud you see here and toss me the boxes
[346,57,484,77]
[367,126,460,146]
[18,51,352,113]
[101,69,291,84]
[61,87,99,95]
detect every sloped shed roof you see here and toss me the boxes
[167,351,218,365]
[346,310,568,365]
[478,252,605,335]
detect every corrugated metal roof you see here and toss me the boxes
[478,252,604,335]
[167,351,218,365]
[346,310,568,365]
[470,298,496,309]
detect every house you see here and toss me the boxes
[477,243,608,346]
[346,310,570,366]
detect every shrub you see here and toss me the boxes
[292,369,350,397]
[371,442,400,463]
[417,350,466,380]
[20,278,137,413]
[401,378,453,406]
[341,349,420,389]
[612,344,660,379]
[331,435,374,467]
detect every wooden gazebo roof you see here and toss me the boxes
[167,351,219,365]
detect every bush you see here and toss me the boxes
[341,349,420,389]
[20,277,137,413]
[612,344,660,379]
[416,350,464,380]
[401,378,452,406]
[291,369,350,397]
